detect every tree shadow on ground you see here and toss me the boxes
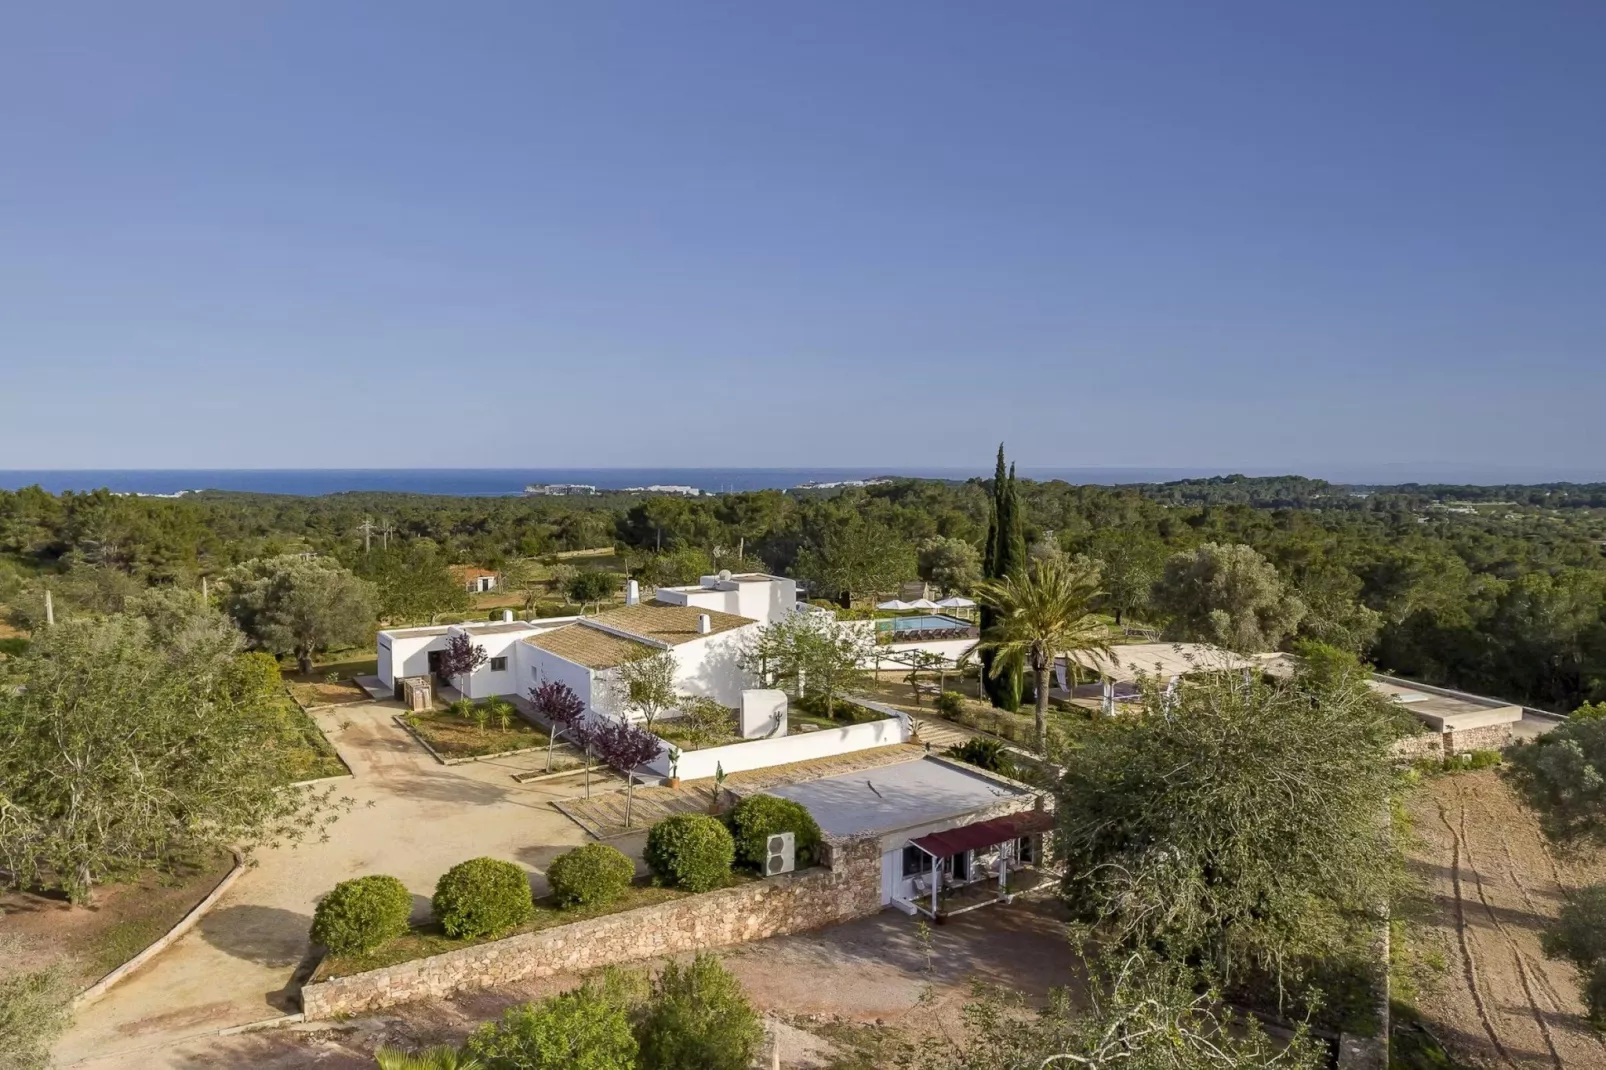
[196,904,312,968]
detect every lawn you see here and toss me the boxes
[402,703,556,761]
[312,874,755,981]
[0,847,237,988]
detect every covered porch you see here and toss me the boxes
[894,809,1055,922]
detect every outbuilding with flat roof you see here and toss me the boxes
[763,756,1051,918]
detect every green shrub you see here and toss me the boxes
[0,962,73,1070]
[465,985,637,1070]
[728,794,821,870]
[636,954,763,1070]
[484,696,516,731]
[945,737,1016,778]
[448,697,475,719]
[644,814,734,892]
[1584,965,1606,1029]
[547,843,635,908]
[1541,882,1606,1024]
[432,857,534,939]
[1453,748,1503,770]
[310,874,414,954]
[934,691,964,717]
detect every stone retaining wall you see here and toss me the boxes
[1391,722,1515,762]
[301,836,883,1019]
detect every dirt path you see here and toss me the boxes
[1406,770,1606,1069]
[139,899,1079,1068]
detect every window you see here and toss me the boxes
[1016,836,1036,864]
[490,657,508,672]
[901,845,933,877]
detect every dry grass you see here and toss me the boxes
[0,848,237,987]
[403,706,552,760]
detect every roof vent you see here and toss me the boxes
[626,579,640,606]
[502,610,514,623]
[697,613,712,634]
[718,569,733,582]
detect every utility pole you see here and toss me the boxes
[44,588,54,626]
[359,515,375,553]
[201,576,209,601]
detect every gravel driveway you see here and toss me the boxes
[56,701,607,1069]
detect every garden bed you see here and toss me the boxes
[311,874,754,982]
[280,701,349,781]
[400,704,554,762]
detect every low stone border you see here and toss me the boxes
[74,848,246,1008]
[301,838,884,1018]
[393,713,551,766]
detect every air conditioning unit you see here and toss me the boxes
[765,832,795,876]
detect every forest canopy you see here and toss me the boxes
[3,472,1605,712]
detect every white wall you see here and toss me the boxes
[453,628,531,700]
[382,632,446,688]
[516,643,597,713]
[647,715,909,780]
[653,577,796,625]
[668,625,757,707]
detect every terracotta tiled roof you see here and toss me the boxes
[448,565,498,581]
[588,602,755,645]
[524,625,655,670]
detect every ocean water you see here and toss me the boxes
[0,467,1236,497]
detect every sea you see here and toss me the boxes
[0,467,1246,497]
[2,464,1599,497]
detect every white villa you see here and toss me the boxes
[376,571,966,780]
[379,573,800,712]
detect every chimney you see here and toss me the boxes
[626,579,640,606]
[697,613,712,634]
[502,610,514,623]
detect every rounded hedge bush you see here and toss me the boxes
[645,814,735,892]
[728,794,822,871]
[547,843,635,908]
[310,874,413,955]
[432,857,535,938]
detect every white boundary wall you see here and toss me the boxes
[646,712,910,781]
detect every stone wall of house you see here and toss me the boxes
[300,836,884,1020]
[1390,722,1517,762]
[1445,722,1515,755]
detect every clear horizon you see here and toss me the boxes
[4,3,1603,470]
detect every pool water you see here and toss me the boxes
[876,614,971,632]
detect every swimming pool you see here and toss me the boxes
[876,614,972,632]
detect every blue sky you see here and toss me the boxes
[2,2,1603,476]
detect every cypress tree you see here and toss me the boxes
[980,447,1025,711]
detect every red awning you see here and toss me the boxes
[908,809,1054,858]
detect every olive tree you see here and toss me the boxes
[740,611,871,719]
[1055,654,1404,996]
[0,614,347,904]
[911,951,1324,1070]
[615,650,678,729]
[1151,542,1305,653]
[219,554,378,673]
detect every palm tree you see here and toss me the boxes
[374,1046,481,1070]
[973,556,1114,753]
